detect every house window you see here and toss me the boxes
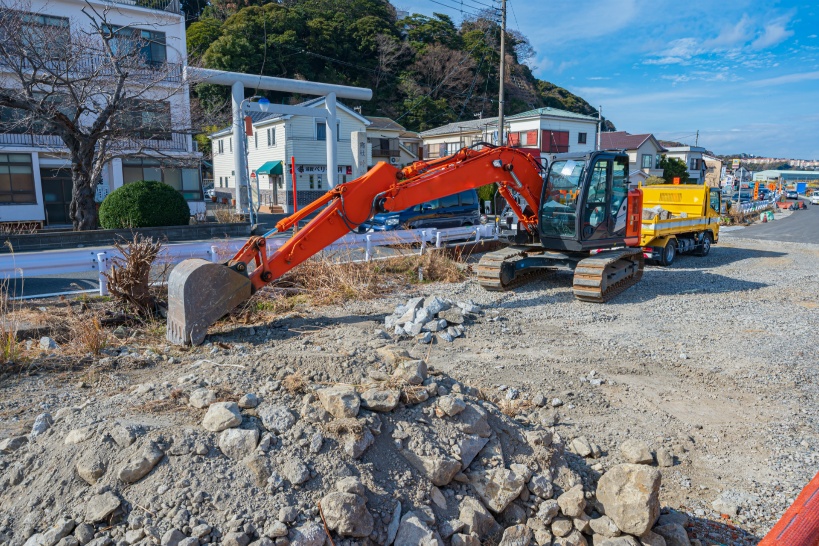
[267,128,275,146]
[642,154,653,169]
[317,175,322,189]
[122,158,201,200]
[19,12,69,57]
[254,132,257,149]
[578,132,587,144]
[655,155,661,169]
[104,25,167,67]
[217,140,224,154]
[689,158,701,170]
[316,121,339,141]
[219,176,223,187]
[541,130,570,153]
[116,100,171,140]
[229,138,232,153]
[0,153,36,204]
[309,175,314,189]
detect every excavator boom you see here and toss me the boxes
[167,146,544,345]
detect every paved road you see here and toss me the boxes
[723,200,818,243]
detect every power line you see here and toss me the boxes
[425,0,496,21]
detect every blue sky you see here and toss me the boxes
[399,0,819,158]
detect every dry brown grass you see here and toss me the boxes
[104,234,163,316]
[212,205,244,224]
[0,280,24,366]
[282,369,308,394]
[68,313,109,356]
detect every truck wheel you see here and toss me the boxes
[696,233,712,256]
[660,240,676,266]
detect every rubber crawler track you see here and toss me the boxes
[571,248,644,302]
[476,246,552,291]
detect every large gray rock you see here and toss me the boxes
[360,388,399,412]
[457,404,491,437]
[620,439,653,465]
[552,530,588,546]
[401,447,461,486]
[652,523,691,546]
[343,428,375,459]
[30,412,53,438]
[394,512,444,546]
[76,454,106,485]
[640,531,668,546]
[598,537,641,546]
[318,385,360,418]
[0,435,27,453]
[596,464,661,536]
[451,534,480,546]
[218,428,259,460]
[23,519,75,546]
[527,474,553,499]
[498,524,532,546]
[393,359,428,385]
[469,467,528,513]
[118,442,164,483]
[556,485,586,518]
[458,497,501,539]
[64,427,95,445]
[589,515,621,537]
[289,523,326,546]
[85,491,121,522]
[161,529,186,546]
[257,404,296,434]
[188,388,216,408]
[282,458,310,485]
[423,296,449,315]
[320,492,374,537]
[202,402,242,432]
[437,396,466,416]
[456,435,489,470]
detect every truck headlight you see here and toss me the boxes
[385,217,400,226]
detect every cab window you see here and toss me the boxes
[459,191,475,206]
[709,189,721,212]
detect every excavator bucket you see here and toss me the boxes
[166,259,252,345]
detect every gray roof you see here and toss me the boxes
[209,97,369,139]
[507,107,598,121]
[419,117,499,137]
[366,116,406,132]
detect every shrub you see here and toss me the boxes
[99,180,190,229]
[644,176,666,186]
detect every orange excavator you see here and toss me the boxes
[166,144,644,345]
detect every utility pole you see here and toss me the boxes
[498,0,506,146]
[695,130,699,146]
[596,105,602,151]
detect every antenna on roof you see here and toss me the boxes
[354,106,362,114]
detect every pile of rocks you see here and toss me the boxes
[0,299,703,546]
[384,296,481,343]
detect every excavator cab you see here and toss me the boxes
[539,151,632,251]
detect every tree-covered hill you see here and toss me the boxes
[187,0,614,137]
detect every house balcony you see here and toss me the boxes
[105,0,181,14]
[0,57,183,84]
[372,149,400,159]
[0,131,192,152]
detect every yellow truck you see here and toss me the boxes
[639,184,722,266]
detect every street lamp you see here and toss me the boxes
[238,95,269,226]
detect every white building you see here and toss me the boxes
[209,97,371,213]
[366,116,418,169]
[0,0,202,227]
[599,131,666,185]
[419,107,598,165]
[664,145,708,184]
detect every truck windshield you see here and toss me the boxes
[540,159,586,238]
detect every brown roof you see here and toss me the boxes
[600,131,666,152]
[366,116,406,132]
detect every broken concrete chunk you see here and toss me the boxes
[318,385,360,418]
[596,463,661,536]
[117,442,164,484]
[202,402,242,432]
[469,467,528,513]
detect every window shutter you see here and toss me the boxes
[556,131,569,152]
[508,132,520,146]
[526,130,537,146]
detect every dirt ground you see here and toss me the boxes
[1,234,817,544]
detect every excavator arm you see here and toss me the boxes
[167,146,544,345]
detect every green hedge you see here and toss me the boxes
[99,180,190,229]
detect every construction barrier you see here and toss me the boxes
[760,472,819,546]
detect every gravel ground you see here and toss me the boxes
[1,234,817,545]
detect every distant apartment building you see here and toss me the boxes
[366,116,419,168]
[702,154,723,188]
[0,0,202,226]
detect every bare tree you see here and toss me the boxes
[373,34,406,91]
[408,44,476,101]
[0,0,195,230]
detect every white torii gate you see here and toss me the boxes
[185,67,373,215]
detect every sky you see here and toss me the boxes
[398,0,819,159]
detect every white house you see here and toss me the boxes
[0,0,202,227]
[664,145,708,184]
[366,116,418,169]
[209,97,371,213]
[419,107,598,165]
[599,131,666,185]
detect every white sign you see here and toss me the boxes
[296,165,352,175]
[94,182,109,203]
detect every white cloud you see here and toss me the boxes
[749,71,819,87]
[751,17,795,49]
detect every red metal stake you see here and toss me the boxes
[290,156,297,214]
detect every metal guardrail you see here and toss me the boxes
[0,224,498,298]
[738,198,776,213]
